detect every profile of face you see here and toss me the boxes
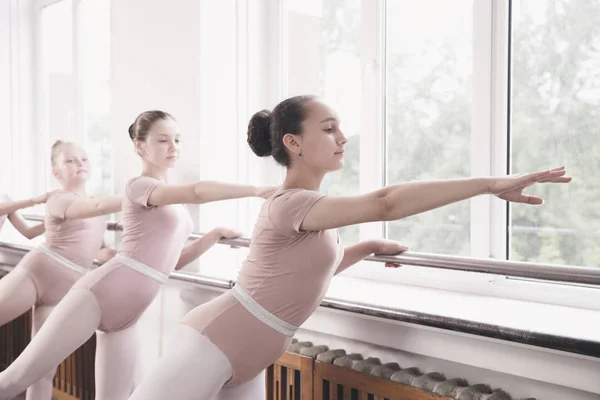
[52,142,91,186]
[285,99,347,173]
[134,118,181,169]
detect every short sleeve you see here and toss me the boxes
[269,189,326,235]
[46,191,78,219]
[126,176,162,208]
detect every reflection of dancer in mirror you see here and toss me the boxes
[0,140,120,400]
[129,95,571,400]
[0,111,276,400]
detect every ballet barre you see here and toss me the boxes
[20,214,600,286]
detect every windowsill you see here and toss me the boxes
[336,260,600,312]
[325,275,599,351]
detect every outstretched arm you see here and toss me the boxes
[301,167,570,232]
[175,227,242,270]
[0,193,48,216]
[63,196,122,220]
[147,182,277,207]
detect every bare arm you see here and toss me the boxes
[148,182,276,207]
[95,242,117,264]
[0,193,47,216]
[64,196,122,220]
[7,212,45,239]
[301,167,570,231]
[334,240,408,275]
[174,228,241,270]
[302,178,488,232]
[335,241,376,275]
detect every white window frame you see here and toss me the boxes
[274,0,596,309]
[32,0,116,248]
[34,0,81,192]
[33,0,110,193]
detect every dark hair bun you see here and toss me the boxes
[128,123,136,140]
[247,109,272,157]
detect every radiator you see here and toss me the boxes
[269,340,538,400]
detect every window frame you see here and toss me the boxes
[33,0,113,196]
[275,0,595,305]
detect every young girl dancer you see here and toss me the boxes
[0,193,48,239]
[0,110,276,400]
[0,140,120,400]
[128,95,572,400]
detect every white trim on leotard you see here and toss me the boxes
[37,244,88,275]
[231,283,299,337]
[115,253,169,284]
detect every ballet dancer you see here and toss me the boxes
[0,140,120,400]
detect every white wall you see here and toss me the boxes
[110,0,203,194]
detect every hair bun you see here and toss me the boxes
[247,110,272,157]
[128,123,136,140]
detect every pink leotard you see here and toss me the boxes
[72,176,193,332]
[181,189,344,386]
[17,191,106,305]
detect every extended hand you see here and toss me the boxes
[215,227,243,240]
[488,166,571,205]
[371,239,409,268]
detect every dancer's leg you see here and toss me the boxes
[0,289,101,400]
[128,324,232,400]
[24,305,56,400]
[0,268,37,327]
[216,370,266,400]
[95,324,138,400]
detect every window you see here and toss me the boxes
[282,0,597,271]
[40,0,75,190]
[286,0,364,245]
[385,0,473,255]
[81,0,112,197]
[38,0,113,196]
[509,0,600,267]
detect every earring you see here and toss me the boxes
[298,152,303,158]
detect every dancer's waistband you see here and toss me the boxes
[115,253,169,284]
[231,284,298,337]
[37,244,88,275]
